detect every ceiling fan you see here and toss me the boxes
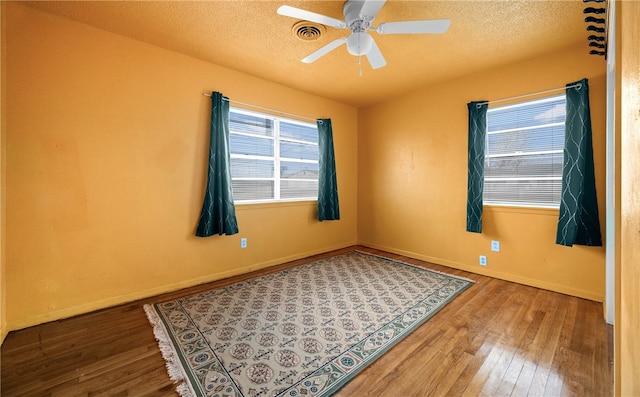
[277,0,450,69]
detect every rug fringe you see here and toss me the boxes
[354,250,477,284]
[144,304,196,397]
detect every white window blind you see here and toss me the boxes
[229,108,319,203]
[484,95,566,207]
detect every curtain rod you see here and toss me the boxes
[485,82,584,107]
[203,93,318,123]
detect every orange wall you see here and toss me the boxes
[3,3,358,331]
[358,47,607,301]
[618,1,640,394]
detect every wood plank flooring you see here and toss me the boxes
[0,246,613,396]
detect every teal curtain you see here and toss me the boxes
[317,118,340,221]
[466,101,488,233]
[196,92,239,237]
[556,79,602,246]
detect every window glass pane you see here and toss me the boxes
[484,180,562,206]
[230,134,274,157]
[230,112,273,137]
[487,96,566,132]
[281,180,318,199]
[281,161,319,180]
[230,158,274,178]
[280,141,318,161]
[229,107,319,203]
[487,124,565,156]
[484,95,565,207]
[232,180,274,201]
[485,153,563,179]
[281,121,318,143]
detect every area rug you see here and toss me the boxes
[144,250,473,397]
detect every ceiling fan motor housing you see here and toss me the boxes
[343,0,370,24]
[344,0,375,56]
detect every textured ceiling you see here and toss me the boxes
[22,0,590,108]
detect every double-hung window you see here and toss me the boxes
[484,95,566,207]
[229,108,319,203]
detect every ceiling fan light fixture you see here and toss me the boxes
[346,31,373,56]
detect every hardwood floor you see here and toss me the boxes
[1,246,613,396]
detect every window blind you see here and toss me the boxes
[484,95,566,207]
[229,108,318,203]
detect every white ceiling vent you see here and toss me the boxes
[292,21,325,41]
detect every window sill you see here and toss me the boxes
[484,203,559,217]
[235,199,317,211]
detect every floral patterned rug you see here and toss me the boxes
[144,251,473,397]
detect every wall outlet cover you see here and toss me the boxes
[491,240,500,252]
[479,255,487,266]
[240,238,247,248]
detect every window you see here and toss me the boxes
[484,95,566,207]
[229,108,319,203]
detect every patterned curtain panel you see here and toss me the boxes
[556,79,602,246]
[466,101,488,233]
[196,92,239,237]
[317,118,340,221]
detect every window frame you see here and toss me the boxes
[483,94,566,209]
[228,107,319,204]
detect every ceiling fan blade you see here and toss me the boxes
[277,5,346,29]
[366,39,386,69]
[375,19,451,34]
[302,38,348,63]
[359,0,387,20]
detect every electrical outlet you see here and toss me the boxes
[240,238,247,248]
[479,255,487,266]
[491,240,500,252]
